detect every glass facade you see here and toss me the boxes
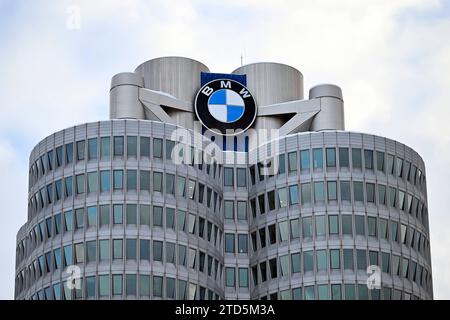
[15,120,432,301]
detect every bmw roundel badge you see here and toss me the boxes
[194,79,257,135]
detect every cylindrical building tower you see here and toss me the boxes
[14,57,433,300]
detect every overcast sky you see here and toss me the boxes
[0,0,449,299]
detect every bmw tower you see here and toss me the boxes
[15,56,433,300]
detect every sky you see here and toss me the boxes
[0,0,449,299]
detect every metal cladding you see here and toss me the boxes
[109,72,145,119]
[309,84,345,131]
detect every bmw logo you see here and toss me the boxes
[194,79,257,135]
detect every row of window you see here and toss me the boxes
[28,170,223,219]
[244,147,426,189]
[259,284,422,300]
[18,205,224,265]
[247,180,428,227]
[29,136,223,190]
[23,275,221,300]
[244,214,430,257]
[16,239,225,294]
[242,248,431,288]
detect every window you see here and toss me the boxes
[86,240,96,263]
[355,215,365,236]
[99,275,109,297]
[178,245,187,267]
[258,194,265,214]
[379,253,390,276]
[75,208,84,229]
[124,170,136,191]
[152,172,162,192]
[113,204,123,224]
[332,284,342,300]
[65,143,73,164]
[166,242,176,264]
[88,138,97,160]
[303,250,314,272]
[239,268,248,288]
[74,242,84,264]
[56,146,63,167]
[127,136,137,157]
[100,205,110,226]
[87,206,96,227]
[387,154,395,175]
[291,253,301,274]
[397,158,404,178]
[340,181,351,201]
[343,249,354,270]
[226,267,235,287]
[166,140,175,161]
[126,204,137,225]
[280,255,289,276]
[376,151,385,172]
[65,176,73,197]
[279,221,289,242]
[140,170,150,191]
[345,284,355,300]
[139,136,150,158]
[327,181,337,201]
[100,170,110,192]
[278,187,288,208]
[315,216,326,237]
[76,140,85,161]
[329,215,339,235]
[302,217,313,238]
[389,187,397,208]
[368,216,377,237]
[54,213,61,235]
[300,150,310,170]
[269,258,277,278]
[378,184,386,205]
[165,173,174,195]
[237,201,247,220]
[153,276,163,297]
[286,185,298,206]
[259,228,266,248]
[288,151,297,173]
[126,239,137,260]
[357,249,367,270]
[268,224,276,245]
[126,274,137,296]
[352,148,362,169]
[391,221,399,242]
[225,233,235,253]
[237,168,246,187]
[176,176,185,197]
[87,172,98,193]
[314,182,325,202]
[166,207,175,229]
[113,170,123,190]
[99,239,109,261]
[188,213,196,234]
[224,167,234,186]
[187,179,195,199]
[113,274,123,296]
[364,150,373,170]
[330,249,340,269]
[278,154,286,174]
[342,215,353,235]
[366,183,375,203]
[100,137,110,159]
[153,241,163,261]
[153,206,163,227]
[301,183,311,204]
[177,210,186,232]
[313,148,323,169]
[290,219,300,239]
[153,138,163,158]
[353,181,364,202]
[339,148,349,168]
[326,148,336,167]
[317,250,327,271]
[380,218,388,239]
[113,136,124,156]
[224,201,234,220]
[64,210,73,231]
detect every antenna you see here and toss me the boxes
[240,53,243,66]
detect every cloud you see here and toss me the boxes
[0,0,449,299]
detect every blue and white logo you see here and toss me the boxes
[194,78,257,135]
[207,89,245,123]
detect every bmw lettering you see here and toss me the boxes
[194,79,257,135]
